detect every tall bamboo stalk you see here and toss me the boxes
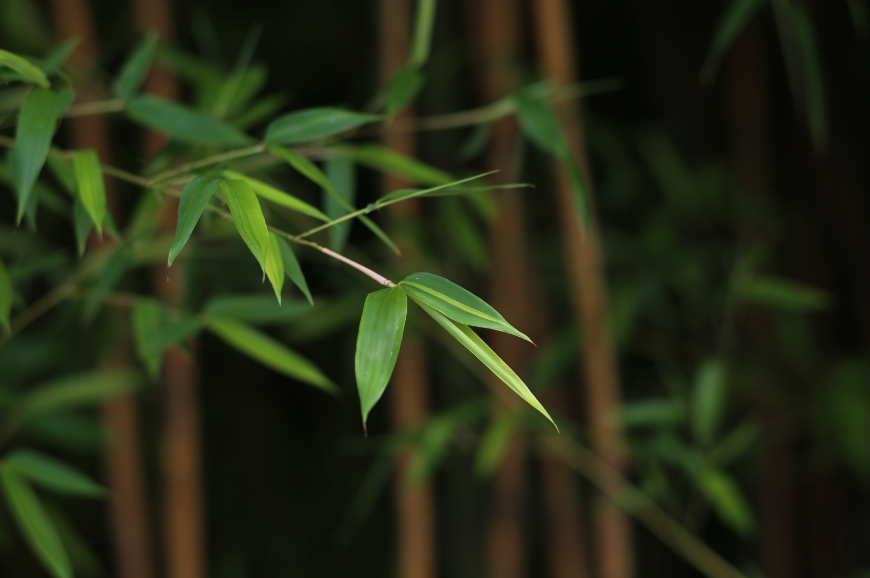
[380,1,437,577]
[529,1,632,577]
[48,3,155,578]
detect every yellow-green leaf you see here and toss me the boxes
[168,175,223,266]
[0,49,49,87]
[265,233,285,304]
[72,149,107,235]
[221,179,270,274]
[222,170,329,221]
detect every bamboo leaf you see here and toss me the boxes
[700,0,767,84]
[16,369,142,418]
[275,236,313,305]
[4,450,105,497]
[0,257,12,332]
[113,32,159,99]
[206,316,336,393]
[334,143,453,186]
[264,107,381,144]
[126,96,251,146]
[355,286,407,429]
[40,39,79,75]
[12,87,60,223]
[475,414,517,476]
[1,470,71,578]
[734,275,828,310]
[385,67,424,115]
[696,468,755,536]
[265,233,285,303]
[132,298,163,379]
[220,179,270,274]
[168,175,223,266]
[324,153,355,251]
[400,272,531,342]
[408,0,437,68]
[413,298,556,430]
[0,49,49,87]
[72,199,91,256]
[514,87,567,157]
[692,359,727,445]
[72,149,107,236]
[204,294,311,324]
[222,170,329,221]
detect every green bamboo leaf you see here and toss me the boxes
[619,398,684,428]
[206,316,336,393]
[408,0,437,68]
[72,199,91,256]
[514,87,567,157]
[168,175,223,266]
[0,257,11,332]
[700,0,767,84]
[16,369,142,418]
[222,170,329,221]
[400,272,531,342]
[132,298,163,379]
[734,275,828,310]
[376,171,502,204]
[355,286,407,429]
[693,359,727,445]
[72,149,107,236]
[385,67,424,115]
[265,233,285,303]
[696,468,755,536]
[126,96,251,146]
[475,414,517,476]
[790,4,828,152]
[324,153,355,251]
[264,107,381,144]
[275,236,313,305]
[413,298,556,430]
[113,32,159,99]
[0,49,49,87]
[12,87,60,223]
[4,450,104,497]
[1,470,71,578]
[221,179,270,274]
[40,39,79,75]
[334,143,452,186]
[204,294,311,324]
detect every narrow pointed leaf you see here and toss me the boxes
[355,286,407,427]
[72,199,91,256]
[385,67,424,115]
[72,149,107,235]
[1,470,71,578]
[221,179,270,273]
[113,32,159,99]
[132,298,163,379]
[168,175,223,266]
[413,298,556,430]
[12,88,60,223]
[0,257,11,331]
[206,317,336,393]
[223,170,329,221]
[126,96,251,146]
[4,450,105,497]
[324,154,355,251]
[376,171,500,204]
[700,0,767,84]
[334,143,453,186]
[265,233,285,303]
[400,272,531,342]
[408,0,437,68]
[696,468,756,536]
[514,88,567,157]
[693,359,727,445]
[264,107,381,144]
[0,49,49,87]
[275,236,313,305]
[16,369,142,418]
[204,294,311,324]
[40,39,79,75]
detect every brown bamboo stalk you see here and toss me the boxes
[529,1,632,577]
[380,1,437,577]
[48,3,156,578]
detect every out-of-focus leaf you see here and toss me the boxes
[126,96,251,146]
[72,149,106,236]
[334,143,452,186]
[222,170,329,221]
[3,450,104,497]
[408,0,437,68]
[206,317,336,393]
[696,468,755,536]
[0,49,49,87]
[132,298,163,379]
[376,172,508,204]
[413,298,556,430]
[475,413,517,476]
[73,199,91,256]
[355,286,407,429]
[231,91,289,130]
[1,469,71,578]
[400,272,531,341]
[22,413,107,452]
[514,87,566,157]
[824,361,870,479]
[12,87,59,223]
[264,107,380,144]
[16,369,142,418]
[0,257,12,331]
[276,236,313,305]
[113,32,159,99]
[385,67,424,115]
[734,275,828,310]
[204,294,311,324]
[265,233,285,303]
[709,421,760,466]
[221,179,270,274]
[168,175,223,266]
[324,154,355,251]
[693,359,727,445]
[618,398,684,428]
[700,0,767,83]
[40,39,79,75]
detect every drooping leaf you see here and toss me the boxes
[514,87,567,157]
[408,0,437,68]
[222,170,329,221]
[324,153,355,251]
[355,286,407,428]
[204,294,311,324]
[206,317,336,393]
[385,67,424,115]
[400,272,531,342]
[16,369,142,418]
[220,179,270,274]
[132,298,163,379]
[0,257,12,331]
[72,149,107,236]
[692,359,727,445]
[126,96,251,146]
[700,0,767,83]
[0,49,49,87]
[264,107,381,144]
[3,450,104,497]
[12,87,60,223]
[168,175,223,266]
[413,298,556,430]
[1,470,71,578]
[696,468,756,536]
[334,143,452,186]
[275,236,313,305]
[113,32,159,99]
[265,233,285,303]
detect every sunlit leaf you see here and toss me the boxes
[0,49,49,87]
[72,149,107,236]
[385,67,424,115]
[696,468,755,536]
[168,175,223,266]
[275,236,313,305]
[206,317,336,393]
[0,257,12,331]
[126,96,251,146]
[1,470,71,578]
[355,286,407,429]
[334,143,452,186]
[400,272,531,342]
[4,450,104,497]
[413,298,556,430]
[12,87,60,223]
[265,233,285,303]
[113,31,159,99]
[700,0,767,83]
[264,107,380,144]
[222,170,329,221]
[16,369,142,418]
[221,179,270,274]
[692,359,727,445]
[324,154,355,251]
